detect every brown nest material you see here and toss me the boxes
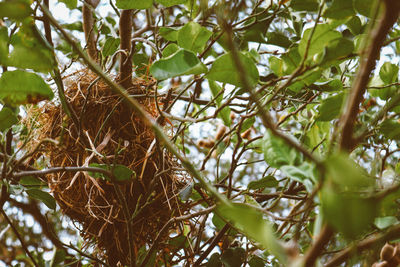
[26,70,189,265]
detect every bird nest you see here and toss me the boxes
[25,70,189,265]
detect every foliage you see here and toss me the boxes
[0,0,400,266]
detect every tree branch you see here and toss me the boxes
[325,224,400,266]
[119,9,133,88]
[83,0,100,61]
[338,0,400,151]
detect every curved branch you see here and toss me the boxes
[338,0,400,151]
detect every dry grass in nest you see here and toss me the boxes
[25,69,189,265]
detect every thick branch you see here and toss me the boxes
[119,9,133,88]
[325,224,400,266]
[302,225,334,266]
[82,0,100,61]
[338,0,400,151]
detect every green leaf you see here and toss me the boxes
[221,248,245,267]
[0,0,31,20]
[206,52,259,87]
[177,21,212,53]
[322,154,377,238]
[8,24,56,72]
[208,80,231,126]
[116,0,153,9]
[321,186,377,239]
[102,37,120,57]
[88,163,135,182]
[321,37,354,64]
[150,49,207,80]
[19,176,46,188]
[379,62,399,84]
[155,0,187,7]
[374,216,399,230]
[323,0,355,19]
[0,107,18,132]
[269,56,284,76]
[159,27,179,41]
[298,24,341,60]
[379,119,400,140]
[241,117,255,133]
[316,93,344,121]
[290,0,319,11]
[216,203,288,265]
[248,176,279,190]
[162,43,179,57]
[133,53,149,76]
[265,32,292,49]
[248,256,265,267]
[0,70,54,106]
[281,162,316,184]
[50,248,66,267]
[311,79,343,91]
[0,26,8,64]
[325,153,374,189]
[206,253,222,267]
[58,0,77,9]
[281,47,301,75]
[353,0,376,17]
[26,189,56,210]
[346,16,362,35]
[262,130,299,168]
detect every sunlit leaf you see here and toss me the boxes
[116,0,153,9]
[177,21,212,53]
[58,0,77,9]
[379,62,399,84]
[162,43,179,57]
[159,27,179,41]
[374,216,399,230]
[346,16,362,35]
[207,52,259,87]
[311,79,343,91]
[102,37,120,57]
[262,130,300,168]
[155,0,187,7]
[0,70,54,106]
[8,24,56,72]
[299,24,341,60]
[150,49,207,80]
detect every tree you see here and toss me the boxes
[0,0,400,266]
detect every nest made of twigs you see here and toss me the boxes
[25,70,188,265]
